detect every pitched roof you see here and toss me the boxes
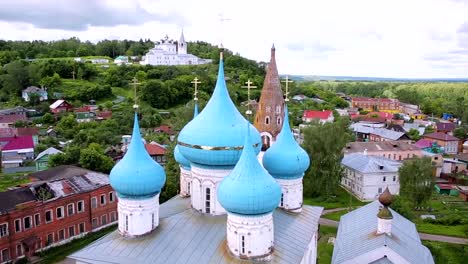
[16,127,39,136]
[415,139,434,149]
[23,86,46,93]
[50,99,69,109]
[145,143,166,155]
[69,196,323,264]
[424,132,459,141]
[0,135,34,151]
[332,201,434,264]
[342,153,402,173]
[28,165,92,181]
[303,110,333,120]
[96,111,112,120]
[344,141,421,154]
[436,122,456,131]
[0,187,36,213]
[371,128,406,140]
[34,147,63,161]
[0,114,27,124]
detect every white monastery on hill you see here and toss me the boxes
[140,30,212,66]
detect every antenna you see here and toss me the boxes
[131,77,141,110]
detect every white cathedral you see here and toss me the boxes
[69,47,323,264]
[140,31,212,66]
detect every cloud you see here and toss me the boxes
[0,0,186,31]
[457,22,468,34]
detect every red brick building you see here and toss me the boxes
[351,97,400,113]
[0,168,116,262]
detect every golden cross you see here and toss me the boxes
[191,77,201,101]
[241,79,257,115]
[131,77,141,109]
[281,76,293,102]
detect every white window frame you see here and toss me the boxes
[23,216,32,230]
[67,203,75,216]
[79,222,85,233]
[45,209,53,223]
[58,229,65,240]
[14,219,21,233]
[0,223,8,237]
[100,194,106,205]
[91,197,97,209]
[34,213,41,226]
[109,192,115,203]
[68,225,75,237]
[77,200,84,213]
[56,206,65,219]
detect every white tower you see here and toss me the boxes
[109,112,166,237]
[178,30,187,55]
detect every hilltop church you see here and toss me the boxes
[140,31,212,66]
[69,47,322,264]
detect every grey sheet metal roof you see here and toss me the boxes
[69,196,323,264]
[332,201,434,264]
[341,153,402,173]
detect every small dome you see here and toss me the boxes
[177,54,261,166]
[379,187,393,207]
[263,105,310,179]
[110,113,166,199]
[218,126,281,215]
[174,145,190,169]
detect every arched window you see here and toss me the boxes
[265,116,270,125]
[241,235,246,254]
[277,117,281,125]
[276,105,281,114]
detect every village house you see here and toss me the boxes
[1,135,35,168]
[0,114,27,128]
[49,100,73,114]
[96,111,112,121]
[399,102,420,115]
[0,167,117,263]
[369,128,410,142]
[74,106,96,123]
[423,132,459,154]
[34,147,63,171]
[341,153,402,201]
[442,158,467,175]
[435,122,456,135]
[144,142,167,165]
[113,56,128,65]
[22,86,48,102]
[351,97,400,113]
[302,110,334,124]
[421,150,444,177]
[344,141,422,161]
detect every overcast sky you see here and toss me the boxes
[1,0,468,78]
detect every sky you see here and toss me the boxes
[1,0,468,78]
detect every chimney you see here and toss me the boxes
[377,187,393,235]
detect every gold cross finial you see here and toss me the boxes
[131,77,141,109]
[191,77,201,101]
[281,76,293,102]
[242,79,257,116]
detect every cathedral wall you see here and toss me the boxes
[117,194,160,237]
[277,177,304,212]
[226,212,274,260]
[179,166,191,197]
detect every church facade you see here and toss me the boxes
[140,31,212,66]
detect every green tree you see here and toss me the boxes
[160,142,179,203]
[398,157,434,208]
[302,118,353,198]
[424,126,435,134]
[41,113,55,124]
[407,128,421,141]
[453,127,467,140]
[79,143,114,173]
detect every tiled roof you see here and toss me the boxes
[145,143,166,155]
[436,122,456,131]
[0,135,34,151]
[332,201,434,264]
[303,110,333,120]
[0,114,27,124]
[342,153,402,173]
[69,196,323,264]
[424,132,459,141]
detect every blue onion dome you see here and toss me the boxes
[263,105,310,179]
[177,53,261,166]
[218,126,281,215]
[110,112,166,199]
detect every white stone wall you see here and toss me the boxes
[341,168,400,201]
[191,164,232,215]
[300,230,318,264]
[179,166,191,197]
[226,212,274,261]
[377,218,392,235]
[117,194,160,237]
[277,177,303,213]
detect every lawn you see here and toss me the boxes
[322,209,353,221]
[304,187,368,209]
[317,226,338,264]
[0,172,31,191]
[423,241,468,264]
[38,225,117,264]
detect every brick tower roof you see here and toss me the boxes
[254,45,285,141]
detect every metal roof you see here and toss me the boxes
[342,153,402,174]
[332,201,434,264]
[34,147,63,161]
[69,196,323,264]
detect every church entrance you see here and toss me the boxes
[261,135,271,151]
